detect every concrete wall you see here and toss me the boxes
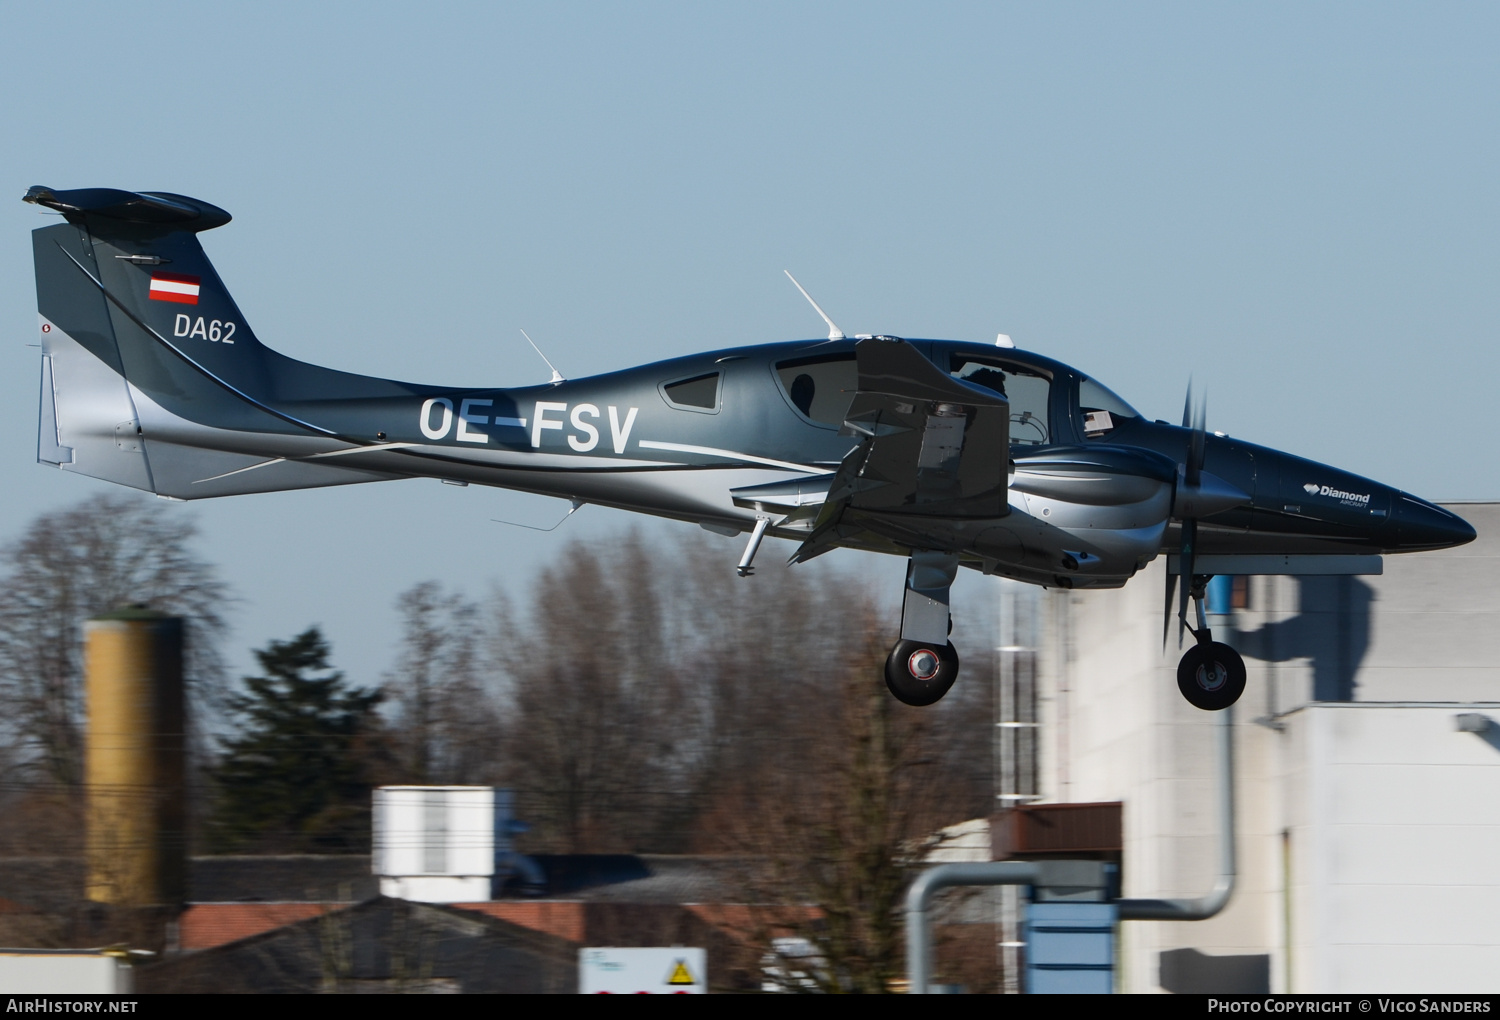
[1282,704,1500,993]
[1018,503,1500,994]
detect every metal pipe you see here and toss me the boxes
[1116,704,1236,920]
[906,861,1040,994]
[908,695,1235,990]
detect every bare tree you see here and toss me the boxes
[488,524,991,857]
[463,521,994,989]
[0,494,230,786]
[671,535,889,821]
[490,532,688,851]
[696,607,985,993]
[385,582,501,785]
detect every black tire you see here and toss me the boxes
[1176,641,1246,711]
[884,639,960,706]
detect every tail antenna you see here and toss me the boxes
[783,271,846,341]
[519,329,565,384]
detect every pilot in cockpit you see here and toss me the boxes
[963,366,1008,396]
[790,373,816,416]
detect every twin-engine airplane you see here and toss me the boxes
[24,186,1476,710]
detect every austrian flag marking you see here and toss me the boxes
[149,272,201,305]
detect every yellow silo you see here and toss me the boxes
[84,608,186,907]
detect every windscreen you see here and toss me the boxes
[1078,376,1139,438]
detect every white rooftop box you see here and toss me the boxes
[372,786,515,903]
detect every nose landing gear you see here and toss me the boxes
[1175,572,1247,711]
[1177,641,1246,711]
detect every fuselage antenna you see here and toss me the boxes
[783,270,846,341]
[520,329,565,384]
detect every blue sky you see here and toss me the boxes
[2,2,1497,687]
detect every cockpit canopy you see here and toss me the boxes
[767,342,1141,447]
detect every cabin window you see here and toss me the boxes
[775,354,857,426]
[950,355,1052,446]
[661,372,721,411]
[1078,376,1140,439]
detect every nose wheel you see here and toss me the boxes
[1173,571,1247,711]
[885,639,959,707]
[1177,641,1246,711]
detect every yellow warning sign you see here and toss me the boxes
[668,959,695,986]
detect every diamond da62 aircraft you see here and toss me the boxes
[23,186,1476,710]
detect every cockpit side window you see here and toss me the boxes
[1078,376,1140,439]
[950,355,1052,446]
[661,371,721,412]
[774,354,856,426]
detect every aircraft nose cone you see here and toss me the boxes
[1390,495,1476,551]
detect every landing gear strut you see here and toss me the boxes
[1176,573,1246,711]
[885,550,961,707]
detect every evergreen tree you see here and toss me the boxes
[210,628,385,853]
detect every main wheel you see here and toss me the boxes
[885,639,959,706]
[1176,641,1246,711]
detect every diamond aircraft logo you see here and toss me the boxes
[1304,481,1371,506]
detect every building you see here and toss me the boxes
[156,853,778,992]
[139,896,577,993]
[1009,502,1500,993]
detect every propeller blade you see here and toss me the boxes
[1184,383,1206,489]
[1176,518,1197,646]
[1162,568,1178,650]
[1172,379,1209,647]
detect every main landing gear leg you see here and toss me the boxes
[1176,573,1246,711]
[736,516,771,577]
[885,550,960,707]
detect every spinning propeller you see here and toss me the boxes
[1159,383,1255,710]
[1162,382,1247,649]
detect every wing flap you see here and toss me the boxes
[831,337,1009,518]
[791,337,1010,562]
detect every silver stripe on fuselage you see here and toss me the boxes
[635,440,824,474]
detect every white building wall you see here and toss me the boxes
[1284,705,1500,993]
[1035,575,1284,993]
[1354,505,1500,703]
[1024,503,1500,994]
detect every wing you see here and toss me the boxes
[791,337,1009,562]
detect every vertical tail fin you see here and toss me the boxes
[26,186,402,498]
[26,186,292,420]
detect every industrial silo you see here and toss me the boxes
[83,607,186,907]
